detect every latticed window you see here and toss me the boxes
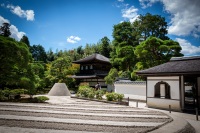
[154,81,170,99]
[90,65,93,69]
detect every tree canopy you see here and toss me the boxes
[0,36,32,87]
[0,23,11,37]
[99,36,111,58]
[20,35,30,48]
[133,13,169,40]
[30,44,47,62]
[132,37,183,79]
[45,56,78,87]
[110,21,139,72]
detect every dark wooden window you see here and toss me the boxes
[154,81,171,99]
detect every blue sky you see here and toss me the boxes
[0,0,200,56]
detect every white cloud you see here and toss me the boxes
[67,36,81,44]
[163,0,200,37]
[176,38,200,55]
[139,0,160,8]
[122,6,139,23]
[115,0,138,22]
[6,4,35,21]
[139,0,200,38]
[0,16,25,41]
[10,25,25,41]
[0,16,9,24]
[26,10,35,21]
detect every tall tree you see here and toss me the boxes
[0,22,11,37]
[100,36,111,58]
[133,13,169,40]
[30,44,47,62]
[83,43,98,56]
[134,37,183,70]
[77,46,84,55]
[0,36,32,87]
[110,21,139,71]
[104,68,118,85]
[45,56,74,86]
[46,49,55,62]
[132,37,183,80]
[20,35,30,48]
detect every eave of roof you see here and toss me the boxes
[73,53,110,64]
[70,75,97,79]
[137,56,200,76]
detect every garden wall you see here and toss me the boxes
[114,81,146,101]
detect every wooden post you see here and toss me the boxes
[127,97,129,106]
[169,105,171,113]
[196,108,199,121]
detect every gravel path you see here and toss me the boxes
[0,98,171,133]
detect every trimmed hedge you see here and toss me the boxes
[95,90,106,100]
[0,88,28,101]
[76,85,95,99]
[34,96,49,103]
[106,92,124,102]
[76,85,124,102]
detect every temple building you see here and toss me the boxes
[71,53,112,89]
[137,56,200,111]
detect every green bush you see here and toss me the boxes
[10,89,27,98]
[88,90,95,99]
[95,90,105,100]
[76,85,124,102]
[0,88,28,100]
[75,93,81,97]
[77,85,95,98]
[0,90,7,101]
[34,96,49,103]
[2,88,10,98]
[106,92,124,101]
[10,89,27,95]
[106,92,116,101]
[117,93,124,102]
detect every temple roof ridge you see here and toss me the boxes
[73,53,110,64]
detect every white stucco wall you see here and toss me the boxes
[147,98,181,111]
[114,82,146,100]
[107,84,114,92]
[147,76,181,111]
[147,76,180,99]
[115,84,146,96]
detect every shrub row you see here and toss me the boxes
[0,88,27,101]
[0,88,49,103]
[76,85,124,102]
[76,85,106,100]
[105,92,124,102]
[33,96,49,103]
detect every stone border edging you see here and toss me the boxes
[149,113,195,133]
[71,96,129,106]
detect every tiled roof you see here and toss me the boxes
[137,56,200,76]
[115,81,146,85]
[73,53,110,64]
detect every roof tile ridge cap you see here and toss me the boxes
[170,56,200,62]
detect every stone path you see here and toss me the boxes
[0,98,171,133]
